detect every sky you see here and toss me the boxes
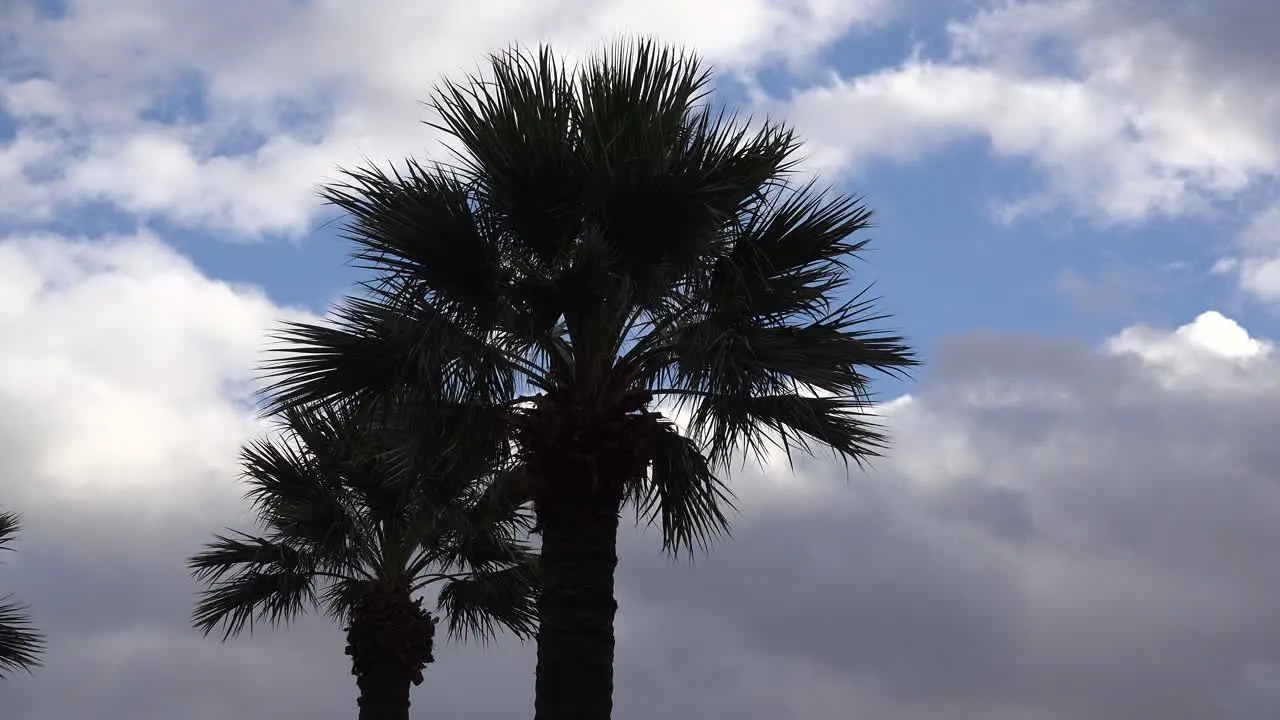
[2,0,1280,718]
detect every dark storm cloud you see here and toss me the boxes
[7,320,1280,719]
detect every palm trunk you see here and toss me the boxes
[355,666,413,720]
[345,587,436,720]
[533,483,624,720]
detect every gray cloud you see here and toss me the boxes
[5,297,1280,718]
[1096,0,1280,85]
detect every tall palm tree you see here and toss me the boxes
[189,397,538,720]
[261,39,917,720]
[0,509,44,678]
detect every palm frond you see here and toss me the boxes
[318,576,374,624]
[435,554,539,644]
[189,531,317,583]
[0,510,43,677]
[690,393,891,471]
[407,472,535,579]
[423,516,534,578]
[0,599,43,677]
[260,294,441,415]
[260,297,404,414]
[189,533,322,640]
[628,420,736,556]
[704,184,876,321]
[575,40,714,283]
[623,179,916,471]
[324,163,505,308]
[430,43,581,266]
[282,398,439,535]
[0,511,19,551]
[477,464,533,518]
[577,41,798,302]
[239,431,366,565]
[657,291,912,398]
[260,292,526,423]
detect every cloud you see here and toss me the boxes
[622,310,1280,719]
[1053,258,1166,319]
[1214,204,1280,304]
[773,0,1280,223]
[0,0,891,238]
[7,1,1276,238]
[0,231,316,548]
[0,231,342,719]
[4,261,1280,719]
[5,3,1278,718]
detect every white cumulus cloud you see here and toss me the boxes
[0,0,891,238]
[0,231,315,549]
[772,0,1280,224]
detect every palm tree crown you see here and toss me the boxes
[189,395,537,717]
[260,39,917,720]
[264,40,916,548]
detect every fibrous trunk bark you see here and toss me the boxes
[355,666,414,720]
[345,587,436,720]
[533,481,624,720]
[516,370,656,720]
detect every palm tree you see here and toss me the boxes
[261,39,917,720]
[189,396,538,720]
[0,509,44,678]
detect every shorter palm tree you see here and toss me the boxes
[0,509,44,678]
[190,397,537,720]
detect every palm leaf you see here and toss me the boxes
[627,420,735,556]
[318,576,375,624]
[692,393,891,470]
[575,42,798,304]
[261,292,526,431]
[325,164,505,308]
[0,599,43,677]
[188,533,323,640]
[0,511,42,678]
[430,44,581,266]
[0,511,19,551]
[239,433,367,566]
[435,554,539,643]
[261,295,428,415]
